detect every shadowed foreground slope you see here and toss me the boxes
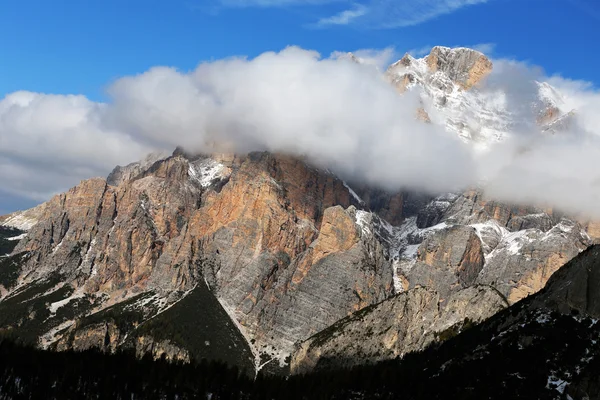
[2,246,600,399]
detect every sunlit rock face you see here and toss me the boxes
[0,46,595,376]
[0,150,394,369]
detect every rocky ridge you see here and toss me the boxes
[384,46,577,146]
[0,45,595,376]
[291,285,507,373]
[0,150,393,372]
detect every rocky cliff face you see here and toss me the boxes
[284,181,593,374]
[291,285,507,373]
[425,46,493,90]
[0,149,591,373]
[385,46,577,146]
[389,190,591,306]
[0,150,394,371]
[0,45,595,377]
[290,247,600,400]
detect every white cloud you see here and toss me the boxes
[0,47,475,206]
[352,0,491,28]
[330,47,398,70]
[467,58,600,218]
[408,45,434,57]
[105,47,476,192]
[470,42,496,55]
[315,4,368,26]
[218,0,341,6]
[216,0,492,28]
[0,91,151,201]
[3,46,600,220]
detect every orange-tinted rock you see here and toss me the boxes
[426,47,493,90]
[583,221,600,243]
[416,107,431,123]
[9,150,391,361]
[537,106,561,126]
[416,225,485,286]
[291,206,360,285]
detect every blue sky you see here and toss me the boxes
[0,0,599,214]
[1,0,599,103]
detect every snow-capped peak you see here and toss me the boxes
[384,46,575,148]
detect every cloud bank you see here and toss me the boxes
[2,46,600,219]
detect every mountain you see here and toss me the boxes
[384,46,577,147]
[1,243,599,399]
[0,150,393,374]
[285,244,600,399]
[0,46,596,381]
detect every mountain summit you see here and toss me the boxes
[0,46,596,383]
[385,46,576,146]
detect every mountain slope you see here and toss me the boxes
[1,244,600,399]
[290,245,600,398]
[0,45,596,377]
[385,46,577,147]
[0,150,393,372]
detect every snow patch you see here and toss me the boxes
[355,210,372,237]
[48,290,86,314]
[343,181,365,205]
[188,158,227,188]
[6,233,27,241]
[1,213,38,231]
[384,216,449,292]
[502,230,535,255]
[546,375,568,394]
[470,220,508,241]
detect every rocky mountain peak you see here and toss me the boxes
[397,53,414,67]
[384,45,582,146]
[425,46,493,90]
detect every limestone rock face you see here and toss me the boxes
[0,202,48,231]
[0,150,393,368]
[384,47,503,144]
[56,321,124,353]
[290,285,507,374]
[425,46,493,90]
[350,188,405,226]
[13,156,203,297]
[392,190,591,306]
[477,219,590,304]
[532,245,600,318]
[416,225,484,286]
[583,220,600,243]
[401,225,485,302]
[416,107,431,122]
[133,336,191,363]
[106,152,169,186]
[382,46,581,146]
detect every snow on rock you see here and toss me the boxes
[343,181,365,205]
[1,213,39,231]
[383,216,449,292]
[546,375,569,394]
[470,220,509,256]
[385,47,573,150]
[6,233,27,241]
[188,158,228,188]
[354,210,373,237]
[504,230,536,255]
[48,290,86,314]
